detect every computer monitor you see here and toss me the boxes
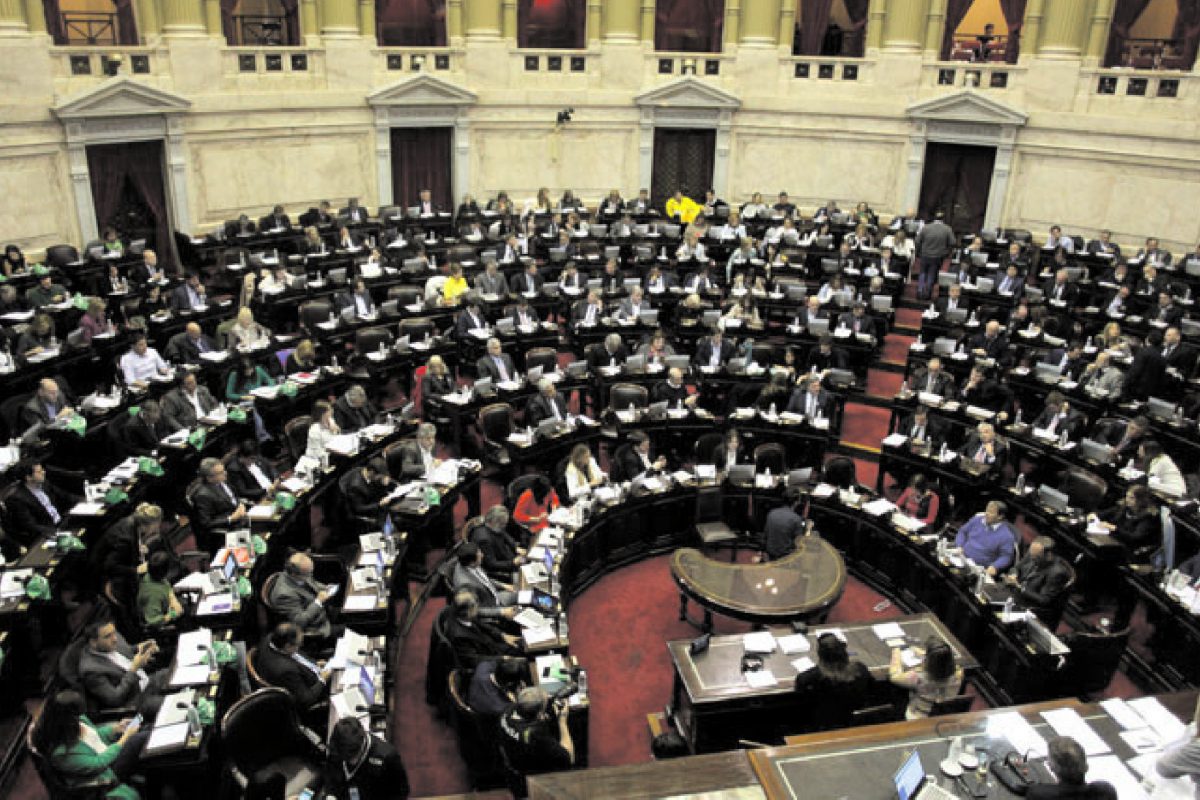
[1079,438,1112,464]
[639,310,659,326]
[944,308,969,325]
[728,465,754,486]
[808,318,830,336]
[624,355,645,373]
[566,361,588,378]
[893,750,925,800]
[665,355,691,371]
[970,251,988,268]
[932,338,958,356]
[1038,484,1070,514]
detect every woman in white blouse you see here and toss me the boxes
[740,192,768,220]
[564,443,605,498]
[881,229,915,260]
[1141,440,1187,498]
[676,230,707,262]
[717,211,747,241]
[304,399,341,462]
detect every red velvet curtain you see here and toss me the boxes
[112,0,138,44]
[43,0,68,44]
[842,0,870,56]
[1105,0,1153,66]
[87,142,173,266]
[1172,0,1200,69]
[940,0,974,60]
[518,0,584,48]
[376,0,446,46]
[797,0,833,56]
[655,0,725,53]
[390,127,452,211]
[998,0,1027,62]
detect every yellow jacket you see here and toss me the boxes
[666,195,702,224]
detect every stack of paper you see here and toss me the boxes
[743,631,777,654]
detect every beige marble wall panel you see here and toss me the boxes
[0,149,77,250]
[470,125,638,202]
[190,133,373,222]
[1006,150,1200,252]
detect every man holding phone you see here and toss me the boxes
[78,621,167,714]
[268,553,344,654]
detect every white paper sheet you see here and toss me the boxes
[775,634,811,655]
[1101,698,1150,731]
[342,593,378,612]
[742,631,776,654]
[1041,708,1111,756]
[1084,755,1149,800]
[986,711,1048,758]
[872,622,905,641]
[1129,698,1188,743]
[744,669,778,689]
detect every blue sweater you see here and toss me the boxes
[955,514,1016,571]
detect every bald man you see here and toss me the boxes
[130,249,166,286]
[165,321,218,364]
[654,367,696,407]
[20,378,74,433]
[268,552,342,647]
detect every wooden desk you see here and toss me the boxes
[527,750,761,800]
[670,537,846,631]
[668,613,975,754]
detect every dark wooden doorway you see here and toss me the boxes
[650,128,716,210]
[390,127,452,210]
[86,140,172,261]
[917,142,995,235]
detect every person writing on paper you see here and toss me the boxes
[304,400,341,463]
[954,501,1017,575]
[444,589,521,668]
[226,439,280,503]
[255,622,329,712]
[1156,695,1200,797]
[119,335,171,389]
[324,717,411,800]
[228,308,271,351]
[396,423,440,480]
[888,637,962,719]
[896,474,939,526]
[32,690,147,800]
[1029,736,1117,799]
[225,356,274,403]
[525,379,568,427]
[793,632,873,731]
[269,553,342,650]
[137,551,184,630]
[512,475,559,535]
[564,443,605,498]
[469,506,527,580]
[1003,536,1072,626]
[344,458,395,525]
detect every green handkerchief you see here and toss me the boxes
[187,429,207,450]
[65,415,87,437]
[274,492,296,511]
[228,407,247,423]
[25,575,50,601]
[103,487,129,505]
[137,457,164,476]
[251,535,267,555]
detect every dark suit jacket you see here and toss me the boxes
[475,270,508,294]
[340,206,371,224]
[910,367,956,398]
[164,332,218,364]
[333,395,377,433]
[476,352,517,383]
[1154,304,1185,327]
[693,338,734,367]
[934,296,970,315]
[806,347,849,372]
[993,273,1025,297]
[525,393,567,426]
[259,213,291,231]
[268,573,331,638]
[1032,408,1085,439]
[837,312,876,338]
[337,291,376,318]
[443,614,510,669]
[469,522,520,579]
[171,284,206,312]
[958,434,1007,467]
[191,481,239,535]
[322,736,411,800]
[93,516,142,604]
[587,343,629,372]
[455,308,489,339]
[1043,280,1079,306]
[255,641,326,709]
[969,332,1008,361]
[653,381,690,406]
[79,633,144,709]
[1122,345,1166,401]
[1161,343,1194,375]
[392,441,436,481]
[509,306,541,326]
[786,388,833,418]
[509,271,544,295]
[344,469,387,519]
[7,481,75,543]
[160,386,218,429]
[1013,554,1072,623]
[226,456,278,502]
[898,413,947,446]
[19,395,61,433]
[122,416,180,456]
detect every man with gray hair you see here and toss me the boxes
[526,377,567,425]
[587,332,628,372]
[333,384,377,433]
[190,457,246,547]
[1004,535,1071,625]
[476,337,516,383]
[498,686,575,791]
[469,505,526,581]
[396,423,440,480]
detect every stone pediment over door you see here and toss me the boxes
[634,77,742,111]
[52,77,192,122]
[907,90,1028,127]
[367,74,478,110]
[633,78,741,198]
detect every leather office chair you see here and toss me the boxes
[505,474,544,512]
[478,403,515,468]
[219,688,325,798]
[524,347,558,374]
[44,244,80,268]
[754,443,787,475]
[929,694,975,717]
[283,415,312,463]
[1060,468,1108,513]
[57,638,137,717]
[355,326,393,356]
[298,300,333,331]
[693,485,737,555]
[388,285,423,305]
[1058,627,1130,700]
[694,432,724,465]
[425,605,458,709]
[335,468,378,542]
[750,343,775,367]
[245,646,267,690]
[0,392,33,441]
[850,703,902,727]
[28,724,118,800]
[398,318,435,342]
[447,668,507,789]
[823,456,858,489]
[609,383,648,411]
[258,572,286,632]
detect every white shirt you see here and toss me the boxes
[184,389,206,419]
[565,459,602,498]
[103,649,149,691]
[248,462,273,491]
[305,422,337,461]
[120,347,168,384]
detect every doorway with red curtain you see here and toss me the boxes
[518,0,585,49]
[917,142,995,236]
[86,140,174,266]
[390,127,453,210]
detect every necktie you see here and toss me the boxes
[975,445,988,463]
[807,395,815,416]
[913,425,924,441]
[221,483,236,506]
[1001,278,1010,292]
[196,337,208,353]
[926,375,935,394]
[34,489,60,525]
[494,357,509,382]
[470,567,498,603]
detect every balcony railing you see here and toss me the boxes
[946,33,1010,63]
[62,11,118,45]
[229,14,297,47]
[1111,37,1190,70]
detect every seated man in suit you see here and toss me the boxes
[443,589,521,670]
[128,248,167,286]
[509,262,543,297]
[1135,236,1171,267]
[333,384,377,433]
[19,378,76,434]
[495,234,524,265]
[25,274,67,309]
[394,423,441,481]
[787,375,832,420]
[1153,291,1185,327]
[643,264,678,294]
[6,462,78,552]
[78,620,165,714]
[510,295,540,327]
[909,357,955,399]
[997,241,1029,274]
[191,457,248,547]
[957,421,1007,471]
[955,501,1017,576]
[455,295,489,339]
[337,277,375,320]
[260,204,291,231]
[693,330,734,370]
[806,335,850,374]
[165,322,219,364]
[469,505,526,581]
[450,543,519,620]
[1078,351,1124,396]
[995,263,1025,298]
[474,261,507,296]
[557,261,584,294]
[1032,391,1085,441]
[968,320,1008,362]
[837,302,876,339]
[255,622,328,712]
[653,367,697,409]
[1043,269,1079,307]
[571,289,605,326]
[598,259,625,295]
[171,272,208,313]
[1102,284,1133,317]
[476,338,518,383]
[613,431,668,483]
[415,188,438,216]
[343,458,393,527]
[121,400,179,456]
[525,378,568,427]
[226,439,279,502]
[1161,326,1194,376]
[1003,536,1071,625]
[897,405,947,450]
[161,371,218,430]
[1086,229,1122,259]
[268,552,342,650]
[935,283,968,315]
[340,197,369,224]
[959,365,1006,412]
[588,333,628,372]
[615,286,649,322]
[793,296,828,330]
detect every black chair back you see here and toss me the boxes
[694,432,724,464]
[610,383,648,410]
[283,415,312,463]
[355,326,393,355]
[479,403,514,444]
[754,443,787,475]
[1060,468,1107,512]
[929,694,975,717]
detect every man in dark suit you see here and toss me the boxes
[414,189,438,216]
[793,296,828,330]
[121,400,180,456]
[897,405,947,449]
[6,462,77,550]
[268,553,339,645]
[1043,269,1079,306]
[959,365,1007,412]
[469,506,526,581]
[1086,229,1122,259]
[255,623,328,711]
[260,204,291,231]
[598,259,625,295]
[509,263,543,296]
[1042,342,1088,380]
[643,265,678,294]
[693,330,734,369]
[587,333,629,372]
[455,296,489,339]
[994,264,1025,297]
[969,320,1008,361]
[226,440,279,502]
[1135,236,1171,267]
[1161,327,1194,376]
[1032,392,1086,441]
[495,234,523,265]
[171,272,208,313]
[128,249,167,286]
[476,338,518,383]
[474,262,507,296]
[1122,332,1167,401]
[571,290,604,325]
[957,422,1007,469]
[786,375,832,419]
[1153,292,1185,327]
[79,620,164,713]
[333,385,377,433]
[165,322,218,364]
[450,543,518,618]
[160,372,218,430]
[343,458,392,524]
[1101,415,1149,463]
[443,589,520,670]
[525,379,567,426]
[393,424,440,481]
[190,457,247,546]
[510,296,540,327]
[653,367,697,408]
[935,283,968,315]
[336,278,375,320]
[19,378,75,434]
[615,287,648,322]
[612,432,667,483]
[340,198,369,224]
[805,335,849,373]
[1003,537,1072,625]
[837,302,876,339]
[909,357,955,398]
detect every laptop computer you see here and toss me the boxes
[894,750,956,800]
[728,464,754,486]
[624,354,646,374]
[639,309,660,327]
[1146,396,1176,421]
[566,360,588,378]
[1079,438,1112,464]
[1038,484,1071,514]
[665,355,691,371]
[807,318,830,336]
